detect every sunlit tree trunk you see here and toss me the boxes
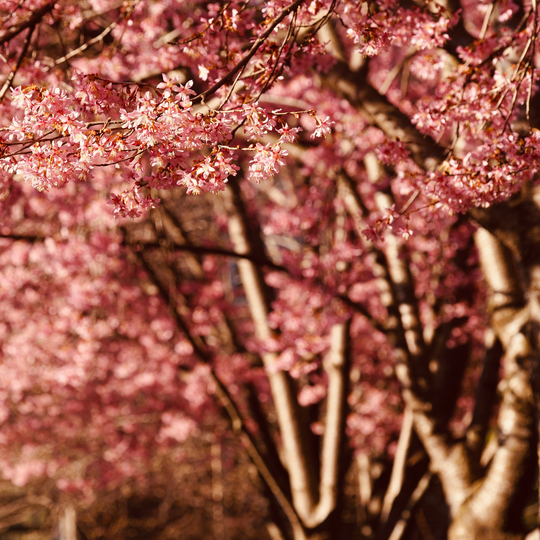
[58,505,77,540]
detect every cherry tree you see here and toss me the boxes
[0,1,540,539]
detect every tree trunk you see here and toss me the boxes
[58,505,77,540]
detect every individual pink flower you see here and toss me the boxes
[248,143,288,183]
[310,116,334,139]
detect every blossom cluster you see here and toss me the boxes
[340,1,457,57]
[0,0,533,507]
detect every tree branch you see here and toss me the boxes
[465,331,503,464]
[380,407,414,525]
[195,0,306,102]
[362,156,474,513]
[0,1,54,45]
[0,23,34,102]
[337,171,408,350]
[340,154,474,513]
[221,180,351,529]
[133,247,307,539]
[309,321,351,526]
[0,232,286,271]
[322,61,445,171]
[458,228,535,532]
[211,371,308,540]
[221,184,321,527]
[134,240,286,271]
[386,471,432,540]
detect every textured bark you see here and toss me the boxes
[320,28,538,538]
[446,229,535,540]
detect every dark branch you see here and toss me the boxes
[0,2,54,44]
[0,232,286,271]
[195,0,306,103]
[132,245,306,538]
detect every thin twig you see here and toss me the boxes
[168,2,231,46]
[195,0,306,103]
[502,65,530,133]
[479,3,494,40]
[0,24,34,103]
[527,2,538,124]
[53,0,140,67]
[379,50,412,95]
[250,10,298,104]
[0,1,53,44]
[54,20,119,66]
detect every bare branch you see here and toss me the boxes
[195,0,306,103]
[310,321,351,526]
[322,62,445,171]
[387,472,432,540]
[222,178,352,529]
[364,154,428,389]
[0,232,286,271]
[337,172,406,346]
[53,1,139,67]
[0,1,54,44]
[133,247,307,539]
[359,156,475,513]
[380,407,414,525]
[134,240,286,271]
